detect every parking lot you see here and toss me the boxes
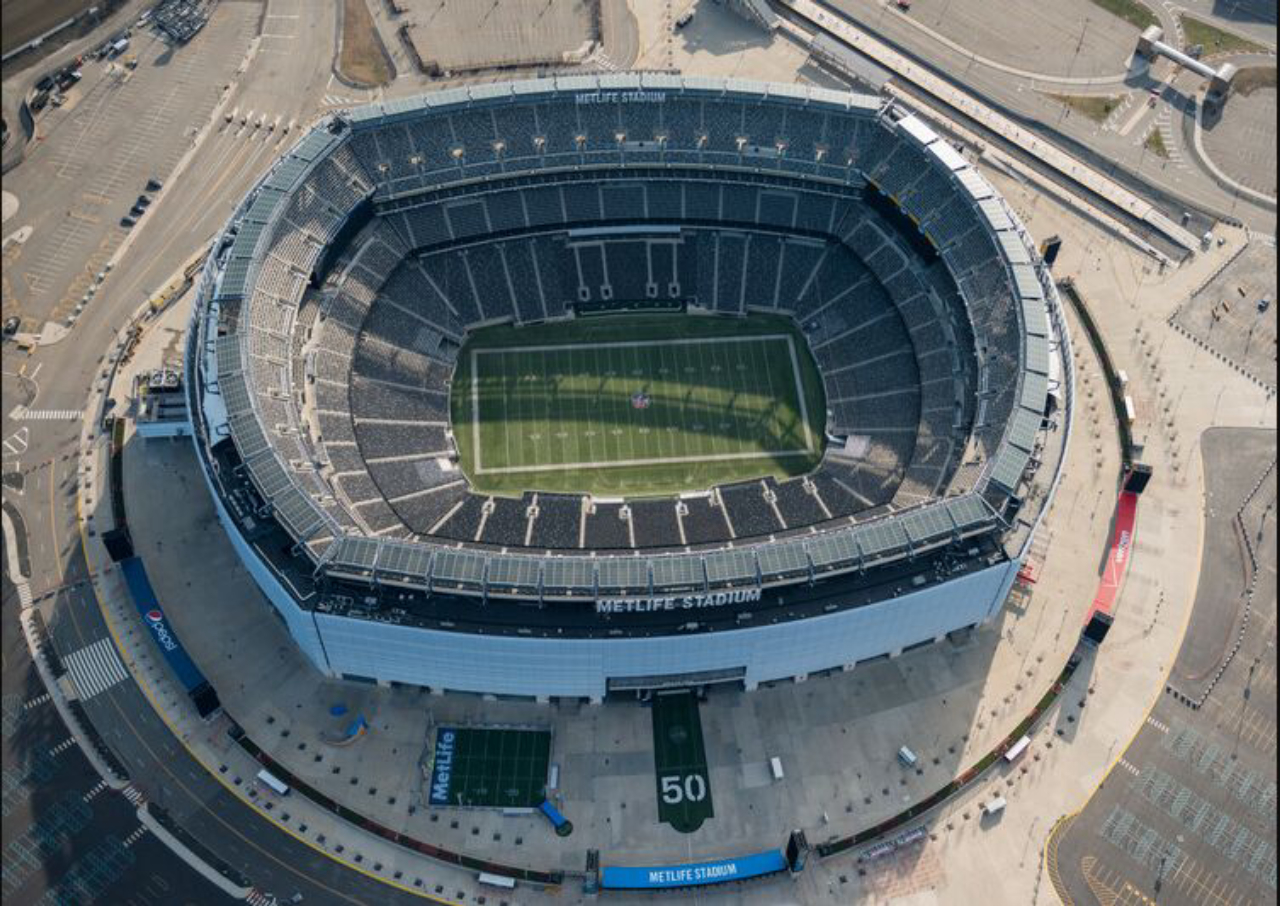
[1,0,259,333]
[1052,428,1277,905]
[1172,243,1277,392]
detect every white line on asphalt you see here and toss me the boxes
[62,636,130,701]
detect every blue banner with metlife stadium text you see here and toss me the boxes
[600,850,788,889]
[119,556,209,694]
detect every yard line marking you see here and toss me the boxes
[479,450,814,475]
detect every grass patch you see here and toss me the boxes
[1231,66,1278,96]
[1047,93,1125,123]
[1144,129,1169,158]
[338,0,393,87]
[1179,15,1269,55]
[450,313,827,497]
[1085,0,1158,31]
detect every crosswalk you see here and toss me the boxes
[1117,757,1142,777]
[120,784,146,806]
[246,889,278,906]
[47,737,77,757]
[9,408,83,421]
[1145,716,1170,734]
[321,93,362,108]
[121,824,149,847]
[14,581,32,608]
[62,637,130,701]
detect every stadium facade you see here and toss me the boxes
[187,74,1073,699]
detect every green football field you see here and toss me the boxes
[427,727,551,808]
[450,313,827,496]
[651,691,714,833]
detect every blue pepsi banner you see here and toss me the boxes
[120,557,209,694]
[600,850,788,889]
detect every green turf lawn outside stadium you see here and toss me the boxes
[449,313,827,497]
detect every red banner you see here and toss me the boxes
[1086,491,1138,623]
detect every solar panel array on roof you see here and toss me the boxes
[228,412,270,458]
[860,521,907,557]
[248,452,293,498]
[1006,408,1041,453]
[214,336,242,377]
[331,535,380,570]
[1011,263,1043,300]
[433,549,486,585]
[543,558,594,591]
[220,371,253,415]
[946,494,991,530]
[996,231,1032,265]
[704,549,757,584]
[652,556,704,588]
[957,169,994,200]
[1021,297,1049,337]
[274,486,325,539]
[758,541,810,577]
[1021,371,1049,411]
[379,542,431,578]
[990,446,1030,494]
[928,140,968,172]
[597,558,650,592]
[218,256,255,302]
[1025,333,1051,375]
[809,531,858,568]
[488,556,541,590]
[291,129,339,162]
[266,157,309,192]
[896,115,938,147]
[900,507,952,544]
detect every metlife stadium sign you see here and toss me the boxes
[428,728,458,805]
[600,850,788,889]
[594,587,762,615]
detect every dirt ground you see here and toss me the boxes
[338,0,394,87]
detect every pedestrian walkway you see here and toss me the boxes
[62,636,130,701]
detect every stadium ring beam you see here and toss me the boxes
[187,74,1074,700]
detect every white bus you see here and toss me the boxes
[1003,736,1031,764]
[478,873,516,890]
[256,769,290,796]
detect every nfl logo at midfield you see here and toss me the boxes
[631,391,652,410]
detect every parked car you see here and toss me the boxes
[145,177,163,191]
[120,216,137,228]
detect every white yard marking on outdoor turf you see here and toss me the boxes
[62,636,129,701]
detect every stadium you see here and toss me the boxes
[186,73,1073,700]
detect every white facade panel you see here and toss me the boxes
[311,562,1017,698]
